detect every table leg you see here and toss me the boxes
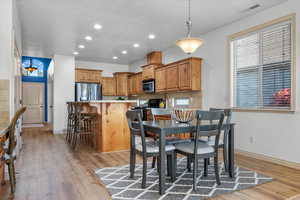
[158,130,166,195]
[228,124,235,178]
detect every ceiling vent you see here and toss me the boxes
[249,4,261,10]
[242,4,261,13]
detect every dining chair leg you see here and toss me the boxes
[204,158,208,177]
[129,150,136,179]
[7,162,15,194]
[152,157,156,168]
[167,154,172,177]
[141,155,147,189]
[187,156,191,172]
[214,155,221,185]
[192,156,198,191]
[171,152,177,182]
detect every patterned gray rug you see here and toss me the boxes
[95,158,272,200]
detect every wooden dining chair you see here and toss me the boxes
[175,110,225,191]
[4,107,26,195]
[126,110,176,188]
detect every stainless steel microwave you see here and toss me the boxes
[143,79,155,93]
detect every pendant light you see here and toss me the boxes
[176,0,204,54]
[25,58,38,73]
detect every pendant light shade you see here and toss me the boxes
[176,37,204,54]
[176,0,204,54]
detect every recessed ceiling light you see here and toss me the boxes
[148,34,156,39]
[78,45,85,49]
[94,24,102,30]
[85,36,92,41]
[113,56,118,60]
[73,51,79,55]
[133,43,140,48]
[121,50,127,54]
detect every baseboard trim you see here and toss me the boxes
[236,149,300,171]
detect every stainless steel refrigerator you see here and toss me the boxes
[75,82,102,101]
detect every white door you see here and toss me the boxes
[22,82,44,124]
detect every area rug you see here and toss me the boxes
[95,158,272,200]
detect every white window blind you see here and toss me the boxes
[231,20,292,110]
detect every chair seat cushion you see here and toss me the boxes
[135,136,154,145]
[199,136,224,146]
[136,141,175,153]
[175,141,214,154]
[166,138,192,145]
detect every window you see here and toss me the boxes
[22,58,44,77]
[230,15,295,111]
[174,97,190,107]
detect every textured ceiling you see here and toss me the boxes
[17,0,287,64]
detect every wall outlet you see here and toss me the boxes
[249,136,254,144]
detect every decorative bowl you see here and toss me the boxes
[172,109,196,123]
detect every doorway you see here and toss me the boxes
[22,82,44,124]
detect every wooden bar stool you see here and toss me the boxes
[71,103,97,150]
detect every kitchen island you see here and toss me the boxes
[78,100,137,152]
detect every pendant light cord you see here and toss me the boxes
[186,0,192,38]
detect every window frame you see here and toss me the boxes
[228,14,296,113]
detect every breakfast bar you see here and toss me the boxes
[72,100,137,152]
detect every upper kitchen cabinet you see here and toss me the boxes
[135,72,143,94]
[75,68,102,83]
[155,67,166,93]
[147,51,162,64]
[178,57,202,91]
[165,64,179,91]
[128,72,143,96]
[142,64,162,81]
[114,72,133,96]
[102,77,116,96]
[155,57,202,93]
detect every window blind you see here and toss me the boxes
[231,20,292,110]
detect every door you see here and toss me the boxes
[22,82,44,124]
[178,61,192,90]
[102,77,116,96]
[155,67,166,92]
[166,64,179,91]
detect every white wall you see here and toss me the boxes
[0,0,13,80]
[53,55,75,134]
[47,60,54,124]
[75,60,129,77]
[129,0,300,164]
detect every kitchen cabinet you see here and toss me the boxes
[155,67,166,93]
[114,72,133,96]
[136,72,143,94]
[147,51,162,64]
[165,64,179,91]
[178,58,201,91]
[101,77,116,96]
[154,57,202,93]
[128,73,143,96]
[142,64,162,80]
[75,69,102,83]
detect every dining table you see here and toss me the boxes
[143,119,236,195]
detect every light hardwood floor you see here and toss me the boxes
[2,127,300,200]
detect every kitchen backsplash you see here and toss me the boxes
[129,91,202,108]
